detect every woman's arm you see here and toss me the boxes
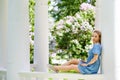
[87,54,98,65]
[80,54,99,66]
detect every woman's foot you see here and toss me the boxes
[48,64,58,73]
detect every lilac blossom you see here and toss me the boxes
[80,3,95,11]
[56,25,64,30]
[56,31,63,36]
[75,13,82,19]
[66,16,75,23]
[81,21,92,31]
[56,20,64,29]
[29,25,32,31]
[72,22,80,33]
[71,39,79,45]
[74,22,80,27]
[66,19,72,25]
[30,37,34,45]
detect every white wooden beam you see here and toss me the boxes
[95,0,102,30]
[7,0,30,80]
[114,0,120,80]
[100,0,115,80]
[34,0,48,72]
[19,72,104,80]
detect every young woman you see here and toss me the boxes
[48,30,102,74]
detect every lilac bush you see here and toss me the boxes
[50,3,96,62]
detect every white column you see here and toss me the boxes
[34,0,48,72]
[95,0,102,30]
[114,0,120,80]
[7,0,30,80]
[100,0,115,80]
[95,0,102,74]
[0,0,7,69]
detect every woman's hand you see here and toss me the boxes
[80,63,88,66]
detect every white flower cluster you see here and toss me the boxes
[29,25,34,46]
[80,3,95,11]
[81,21,93,31]
[54,14,93,34]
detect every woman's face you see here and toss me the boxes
[92,32,100,44]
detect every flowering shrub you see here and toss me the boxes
[29,0,35,63]
[50,3,95,61]
[29,25,34,63]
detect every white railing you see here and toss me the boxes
[0,69,6,80]
[19,72,104,80]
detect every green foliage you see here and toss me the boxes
[91,0,96,6]
[48,0,88,22]
[48,0,96,22]
[29,0,35,28]
[28,0,96,63]
[29,0,35,63]
[50,3,95,61]
[30,44,34,63]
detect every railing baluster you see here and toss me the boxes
[0,75,2,80]
[53,78,63,80]
[3,75,6,80]
[26,77,32,80]
[19,77,25,80]
[37,77,50,80]
[0,69,6,80]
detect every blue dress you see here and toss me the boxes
[78,43,102,74]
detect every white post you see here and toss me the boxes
[95,0,102,74]
[114,0,120,80]
[100,0,115,80]
[7,0,30,80]
[34,0,48,72]
[0,0,7,69]
[95,0,102,30]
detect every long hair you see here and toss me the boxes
[93,30,101,44]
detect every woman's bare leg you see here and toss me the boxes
[62,59,79,66]
[54,65,80,73]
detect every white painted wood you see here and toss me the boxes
[0,69,6,80]
[7,0,30,80]
[0,0,7,69]
[95,0,102,31]
[19,72,104,80]
[34,0,49,72]
[114,0,120,80]
[1,0,120,80]
[100,0,115,80]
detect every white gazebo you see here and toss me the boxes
[0,0,120,80]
